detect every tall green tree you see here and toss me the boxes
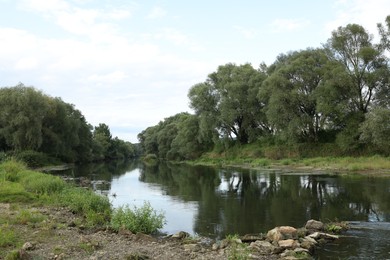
[0,84,49,151]
[93,123,112,160]
[322,23,390,150]
[188,63,269,144]
[325,23,388,114]
[260,49,332,142]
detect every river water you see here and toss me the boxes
[60,160,390,259]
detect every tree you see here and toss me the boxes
[188,63,269,144]
[325,23,388,114]
[321,23,390,150]
[260,49,331,142]
[93,123,112,160]
[360,107,390,153]
[0,84,49,151]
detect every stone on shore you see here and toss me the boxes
[305,219,324,231]
[267,226,298,242]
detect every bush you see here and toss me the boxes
[58,187,111,226]
[111,201,166,234]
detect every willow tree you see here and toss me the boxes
[188,63,269,144]
[260,49,332,143]
[322,23,390,149]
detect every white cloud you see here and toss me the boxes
[146,6,167,19]
[270,18,310,33]
[234,26,257,39]
[325,0,390,38]
[87,71,128,84]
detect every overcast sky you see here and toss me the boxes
[1,0,389,142]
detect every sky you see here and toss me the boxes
[1,0,389,143]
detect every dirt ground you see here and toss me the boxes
[0,203,280,260]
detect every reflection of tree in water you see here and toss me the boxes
[135,162,390,238]
[69,159,141,195]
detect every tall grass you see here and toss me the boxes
[0,160,111,226]
[59,187,111,226]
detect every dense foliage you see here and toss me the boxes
[0,84,136,164]
[139,16,390,159]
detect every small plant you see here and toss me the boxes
[4,250,20,260]
[0,225,17,248]
[111,201,166,234]
[13,209,46,225]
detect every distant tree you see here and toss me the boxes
[93,123,112,159]
[188,63,269,144]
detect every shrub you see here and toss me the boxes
[58,187,111,226]
[111,201,166,234]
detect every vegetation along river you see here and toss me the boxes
[56,160,390,259]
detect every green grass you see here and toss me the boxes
[0,160,112,226]
[193,145,390,173]
[0,225,17,248]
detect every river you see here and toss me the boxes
[57,160,390,259]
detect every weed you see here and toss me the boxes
[4,250,20,260]
[13,209,46,225]
[0,225,17,248]
[78,242,94,254]
[58,187,111,226]
[111,201,166,234]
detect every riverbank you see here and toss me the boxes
[187,154,390,176]
[0,202,345,260]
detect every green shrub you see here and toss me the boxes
[58,187,111,226]
[111,201,166,234]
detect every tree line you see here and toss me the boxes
[0,84,137,164]
[138,16,390,160]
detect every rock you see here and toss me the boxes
[299,236,318,251]
[118,228,133,237]
[308,232,338,240]
[305,220,324,231]
[183,243,201,252]
[240,233,265,242]
[249,240,277,254]
[278,239,299,249]
[267,226,297,242]
[212,239,230,250]
[135,233,157,243]
[22,242,34,251]
[171,231,190,239]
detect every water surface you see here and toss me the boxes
[60,160,390,259]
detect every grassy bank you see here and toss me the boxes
[0,160,165,259]
[190,143,390,173]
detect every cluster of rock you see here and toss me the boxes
[209,219,343,260]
